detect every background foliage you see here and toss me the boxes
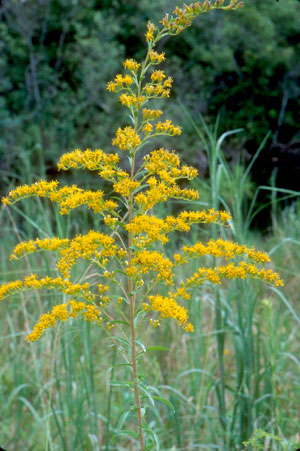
[1,0,300,199]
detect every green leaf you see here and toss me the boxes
[135,339,146,352]
[115,220,125,228]
[146,346,169,352]
[114,363,133,368]
[115,410,132,435]
[110,380,131,388]
[153,395,175,413]
[138,384,155,406]
[109,320,130,327]
[112,428,138,443]
[114,269,127,276]
[134,310,146,328]
[110,336,130,349]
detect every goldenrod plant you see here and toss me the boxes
[1,1,284,449]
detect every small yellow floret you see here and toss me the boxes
[123,59,141,72]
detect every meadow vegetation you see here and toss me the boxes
[0,1,300,450]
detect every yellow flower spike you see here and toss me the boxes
[2,180,58,206]
[26,300,102,342]
[185,262,283,288]
[0,276,95,303]
[10,237,69,261]
[57,149,119,171]
[0,280,23,300]
[182,238,271,264]
[2,180,118,215]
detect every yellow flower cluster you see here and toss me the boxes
[155,120,181,136]
[147,295,193,331]
[57,149,119,173]
[0,280,23,300]
[10,237,68,260]
[177,209,231,225]
[142,109,163,120]
[143,81,172,99]
[183,239,271,264]
[119,94,146,108]
[185,262,284,288]
[106,73,134,92]
[146,148,179,169]
[151,70,166,83]
[143,123,153,135]
[145,21,157,42]
[123,59,141,72]
[104,215,118,228]
[161,1,243,36]
[126,209,231,247]
[112,127,141,151]
[145,148,197,181]
[113,178,141,198]
[149,50,166,64]
[51,186,117,215]
[0,274,94,302]
[2,181,117,215]
[2,180,58,205]
[127,250,173,284]
[27,300,102,342]
[172,283,191,300]
[126,215,168,246]
[56,230,118,278]
[141,120,182,138]
[135,183,199,211]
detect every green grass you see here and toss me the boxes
[0,124,299,450]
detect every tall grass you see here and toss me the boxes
[0,121,299,449]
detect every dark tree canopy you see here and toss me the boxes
[1,0,300,195]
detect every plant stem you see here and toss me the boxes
[128,148,144,449]
[129,293,145,450]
